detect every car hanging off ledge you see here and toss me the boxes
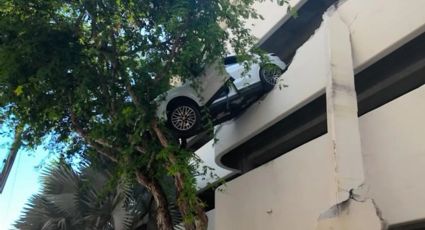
[155,53,287,138]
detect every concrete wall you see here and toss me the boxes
[206,210,216,230]
[245,0,305,43]
[215,135,335,230]
[195,140,234,191]
[208,0,425,229]
[213,85,425,229]
[214,0,425,167]
[247,0,425,71]
[337,0,425,73]
[215,17,329,169]
[214,9,373,229]
[360,85,425,225]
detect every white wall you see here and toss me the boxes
[214,0,425,171]
[209,1,425,229]
[206,210,216,230]
[212,86,425,230]
[213,10,359,229]
[337,0,425,73]
[360,85,425,225]
[195,140,234,191]
[246,0,305,44]
[215,134,335,230]
[248,0,425,73]
[215,20,329,169]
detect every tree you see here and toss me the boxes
[0,0,287,229]
[15,160,182,230]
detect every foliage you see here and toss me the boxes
[15,160,181,230]
[0,0,289,229]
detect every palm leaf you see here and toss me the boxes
[15,161,183,230]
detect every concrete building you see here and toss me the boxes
[194,0,425,229]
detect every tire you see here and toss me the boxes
[167,101,201,138]
[259,64,284,91]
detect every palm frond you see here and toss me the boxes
[15,162,183,230]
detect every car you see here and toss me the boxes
[156,53,286,137]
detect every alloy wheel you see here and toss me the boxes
[170,105,197,131]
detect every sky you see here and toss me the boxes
[0,144,52,230]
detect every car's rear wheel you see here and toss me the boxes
[168,101,201,137]
[259,64,284,91]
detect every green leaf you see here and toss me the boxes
[14,85,24,96]
[0,0,269,227]
[287,6,298,18]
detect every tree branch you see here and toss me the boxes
[135,145,146,154]
[151,120,168,147]
[0,124,23,193]
[151,120,208,229]
[154,37,184,83]
[69,111,118,162]
[146,151,156,172]
[136,170,173,230]
[125,82,144,110]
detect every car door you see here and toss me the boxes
[226,62,261,93]
[226,62,248,91]
[193,61,230,105]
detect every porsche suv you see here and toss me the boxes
[156,54,286,137]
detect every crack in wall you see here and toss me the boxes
[316,198,386,230]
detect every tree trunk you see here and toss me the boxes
[136,170,173,230]
[174,171,208,230]
[0,126,23,193]
[150,121,208,230]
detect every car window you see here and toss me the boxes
[224,56,237,66]
[216,85,230,98]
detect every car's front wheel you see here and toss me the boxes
[259,64,284,91]
[168,101,201,138]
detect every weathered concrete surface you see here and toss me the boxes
[214,0,425,170]
[214,6,386,230]
[195,140,235,191]
[316,199,384,230]
[317,8,384,229]
[324,7,364,204]
[336,0,425,73]
[246,0,306,44]
[359,84,425,225]
[212,1,425,229]
[215,135,336,230]
[215,11,329,170]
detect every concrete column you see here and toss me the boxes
[316,8,384,230]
